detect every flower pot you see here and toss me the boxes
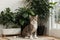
[2,28,21,35]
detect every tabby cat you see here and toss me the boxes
[22,15,38,39]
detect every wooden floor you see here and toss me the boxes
[0,36,60,40]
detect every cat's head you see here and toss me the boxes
[29,15,38,22]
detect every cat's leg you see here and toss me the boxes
[30,34,33,39]
[29,32,33,39]
[34,31,38,39]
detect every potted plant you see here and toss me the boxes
[0,8,21,35]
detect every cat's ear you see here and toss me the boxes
[29,15,31,18]
[36,15,38,17]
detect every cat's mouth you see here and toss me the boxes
[30,20,37,24]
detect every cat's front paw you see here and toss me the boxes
[30,36,33,39]
[34,36,38,39]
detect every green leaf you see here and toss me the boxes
[5,8,11,13]
[49,2,57,5]
[19,20,24,25]
[22,13,28,18]
[49,6,53,9]
[30,10,35,15]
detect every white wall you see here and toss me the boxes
[0,0,25,12]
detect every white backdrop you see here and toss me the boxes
[0,0,25,12]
